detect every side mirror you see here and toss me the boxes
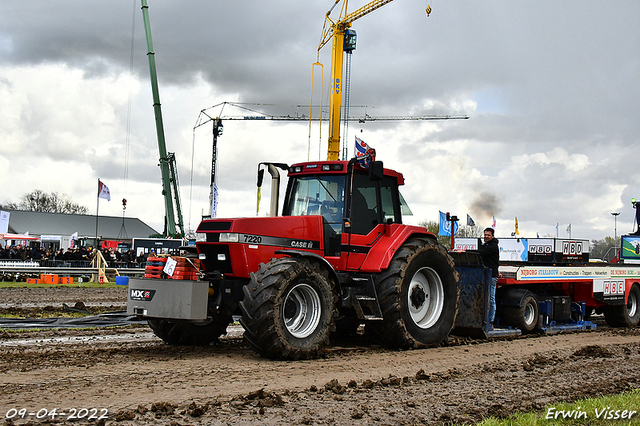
[369,161,384,181]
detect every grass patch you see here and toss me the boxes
[474,388,640,426]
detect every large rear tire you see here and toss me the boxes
[604,283,640,327]
[366,237,459,349]
[148,315,231,346]
[239,257,337,360]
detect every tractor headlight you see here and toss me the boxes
[195,232,207,242]
[219,233,239,243]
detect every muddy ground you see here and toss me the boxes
[1,286,640,425]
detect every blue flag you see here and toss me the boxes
[355,136,376,169]
[438,211,459,236]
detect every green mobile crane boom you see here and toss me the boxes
[140,0,184,237]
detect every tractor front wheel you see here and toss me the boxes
[148,315,231,346]
[239,257,337,360]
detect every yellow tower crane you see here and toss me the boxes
[317,0,398,161]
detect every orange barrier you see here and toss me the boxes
[41,274,60,285]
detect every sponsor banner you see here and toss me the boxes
[499,239,528,262]
[593,279,625,294]
[528,238,554,255]
[621,236,640,260]
[593,279,626,304]
[454,238,478,251]
[0,211,9,234]
[560,240,584,256]
[516,266,640,280]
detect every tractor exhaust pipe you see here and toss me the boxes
[257,163,289,217]
[268,164,280,217]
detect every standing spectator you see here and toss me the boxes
[29,246,42,261]
[479,227,499,329]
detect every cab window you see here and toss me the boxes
[284,175,346,233]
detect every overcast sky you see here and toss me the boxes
[0,1,638,242]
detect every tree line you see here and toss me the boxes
[0,190,89,215]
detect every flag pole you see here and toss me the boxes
[95,178,100,249]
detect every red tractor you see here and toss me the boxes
[128,159,460,359]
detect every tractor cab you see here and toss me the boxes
[281,160,412,270]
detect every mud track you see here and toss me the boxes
[1,287,640,425]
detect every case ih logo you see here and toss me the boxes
[130,289,156,301]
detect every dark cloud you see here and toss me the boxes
[1,0,639,238]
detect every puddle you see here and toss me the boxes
[0,331,157,347]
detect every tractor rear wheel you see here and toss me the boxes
[604,283,640,327]
[148,315,231,346]
[366,237,459,349]
[239,257,337,360]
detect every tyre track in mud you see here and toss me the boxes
[2,287,640,425]
[2,325,640,425]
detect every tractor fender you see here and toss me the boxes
[359,227,439,272]
[275,249,341,289]
[499,287,534,308]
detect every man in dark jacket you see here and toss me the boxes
[479,227,499,328]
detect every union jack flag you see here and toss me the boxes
[354,136,376,169]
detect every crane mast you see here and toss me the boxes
[140,0,184,237]
[318,0,395,161]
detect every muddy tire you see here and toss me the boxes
[604,283,640,327]
[148,315,231,346]
[503,292,538,333]
[239,257,337,360]
[365,237,459,349]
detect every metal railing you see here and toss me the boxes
[0,259,144,279]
